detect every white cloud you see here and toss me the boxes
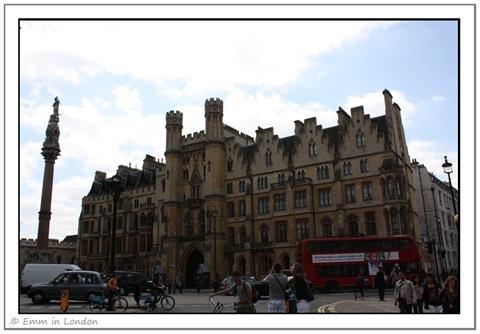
[343,90,417,126]
[20,21,396,98]
[407,140,458,188]
[432,95,446,103]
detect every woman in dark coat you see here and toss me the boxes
[375,266,386,301]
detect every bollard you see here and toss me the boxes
[60,289,69,313]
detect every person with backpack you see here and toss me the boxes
[288,262,314,313]
[209,271,256,313]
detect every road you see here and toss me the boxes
[19,288,391,314]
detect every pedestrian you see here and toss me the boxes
[438,275,459,314]
[149,273,163,310]
[285,277,297,313]
[289,262,312,313]
[209,271,255,313]
[375,266,387,301]
[412,275,424,314]
[390,263,401,287]
[173,273,183,294]
[356,271,365,300]
[263,262,288,313]
[107,272,118,311]
[422,273,443,313]
[394,271,417,313]
[196,274,202,293]
[440,268,448,285]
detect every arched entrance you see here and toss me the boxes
[185,249,205,289]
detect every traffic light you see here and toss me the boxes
[424,241,433,254]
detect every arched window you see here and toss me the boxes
[357,134,362,147]
[348,162,352,175]
[344,163,348,176]
[322,217,333,237]
[360,160,365,173]
[260,255,273,276]
[396,179,401,197]
[227,158,234,172]
[347,215,359,235]
[260,224,270,243]
[365,159,370,172]
[361,133,366,146]
[388,178,396,197]
[391,208,400,234]
[147,212,154,226]
[317,167,321,180]
[325,166,330,178]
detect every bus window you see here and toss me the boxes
[398,239,413,249]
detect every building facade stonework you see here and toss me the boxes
[78,90,420,287]
[411,160,459,273]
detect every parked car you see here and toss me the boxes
[21,263,81,292]
[27,270,106,304]
[110,271,153,296]
[219,276,269,297]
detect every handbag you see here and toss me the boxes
[305,284,315,302]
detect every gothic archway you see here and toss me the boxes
[185,248,205,289]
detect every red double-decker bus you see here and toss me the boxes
[296,235,423,293]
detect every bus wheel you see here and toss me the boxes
[325,280,338,293]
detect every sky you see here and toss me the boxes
[17,17,461,242]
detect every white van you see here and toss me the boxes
[21,264,81,291]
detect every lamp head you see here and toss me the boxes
[442,156,453,174]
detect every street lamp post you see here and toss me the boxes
[211,208,218,278]
[442,156,457,215]
[107,174,123,274]
[431,179,448,274]
[442,156,459,272]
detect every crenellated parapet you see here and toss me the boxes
[205,97,223,114]
[165,110,183,127]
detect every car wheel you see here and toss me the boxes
[31,291,46,304]
[325,280,338,293]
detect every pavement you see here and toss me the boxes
[319,295,400,313]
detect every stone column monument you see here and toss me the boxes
[34,97,61,262]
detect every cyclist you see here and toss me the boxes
[107,272,118,311]
[150,273,163,310]
[209,271,255,313]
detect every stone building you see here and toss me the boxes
[20,236,77,269]
[78,89,420,287]
[411,160,459,274]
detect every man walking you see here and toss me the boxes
[394,271,417,313]
[209,271,255,313]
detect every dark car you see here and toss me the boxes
[219,276,269,297]
[112,271,153,296]
[27,270,106,304]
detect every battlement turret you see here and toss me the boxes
[205,98,223,114]
[165,110,183,127]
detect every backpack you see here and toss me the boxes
[235,282,259,304]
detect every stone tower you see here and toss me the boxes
[163,110,184,270]
[204,98,226,275]
[37,97,61,253]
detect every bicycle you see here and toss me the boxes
[89,292,128,312]
[135,288,176,311]
[208,296,235,313]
